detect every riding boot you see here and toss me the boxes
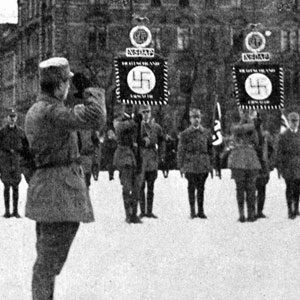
[3,184,10,217]
[12,186,20,218]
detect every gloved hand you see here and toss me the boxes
[133,113,143,124]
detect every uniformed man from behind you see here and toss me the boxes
[0,109,28,218]
[113,103,144,224]
[25,57,106,300]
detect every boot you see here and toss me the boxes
[197,191,207,219]
[189,201,196,219]
[12,188,21,218]
[146,192,158,218]
[130,196,143,224]
[123,193,132,224]
[139,183,146,218]
[188,185,196,219]
[294,198,300,216]
[3,185,10,218]
[237,197,245,222]
[288,201,296,219]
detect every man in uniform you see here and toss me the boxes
[0,109,28,218]
[113,104,143,224]
[25,57,106,299]
[139,104,165,219]
[277,112,300,219]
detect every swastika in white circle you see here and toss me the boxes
[127,66,156,94]
[245,73,272,100]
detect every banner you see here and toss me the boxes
[212,102,223,146]
[114,56,168,106]
[232,65,284,110]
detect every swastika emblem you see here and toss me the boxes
[133,29,148,45]
[245,73,272,100]
[127,66,156,94]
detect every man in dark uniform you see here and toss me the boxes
[113,104,143,224]
[228,110,261,222]
[0,109,28,218]
[277,112,300,219]
[139,104,165,219]
[25,57,106,300]
[253,114,275,219]
[177,108,213,219]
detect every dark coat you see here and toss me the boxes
[102,136,117,168]
[228,122,261,172]
[77,129,100,175]
[24,88,106,223]
[0,125,27,185]
[113,115,140,170]
[141,120,165,172]
[277,129,300,180]
[177,125,212,174]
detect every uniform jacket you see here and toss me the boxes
[256,130,275,178]
[277,129,300,180]
[177,125,212,174]
[78,129,100,174]
[102,135,117,168]
[0,125,27,185]
[141,120,165,172]
[228,122,261,171]
[113,114,140,170]
[24,88,106,223]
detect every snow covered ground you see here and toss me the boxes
[1,169,300,300]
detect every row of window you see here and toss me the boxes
[90,0,298,10]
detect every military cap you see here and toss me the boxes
[189,108,201,117]
[39,57,74,84]
[139,104,151,112]
[8,108,17,117]
[288,112,300,121]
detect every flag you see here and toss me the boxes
[280,112,289,134]
[212,102,223,146]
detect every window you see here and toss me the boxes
[179,0,189,7]
[206,68,216,90]
[88,27,97,52]
[98,27,107,50]
[179,71,192,94]
[33,0,38,16]
[293,70,300,98]
[231,28,244,52]
[204,27,218,52]
[88,26,107,52]
[47,26,52,56]
[205,0,216,9]
[151,0,161,7]
[29,0,33,19]
[177,27,191,50]
[281,30,300,52]
[151,27,161,50]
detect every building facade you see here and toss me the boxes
[0,0,300,132]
